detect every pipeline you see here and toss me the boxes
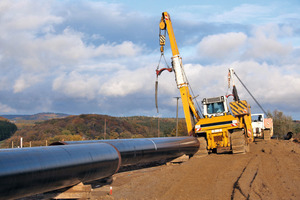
[51,136,200,167]
[0,136,199,200]
[0,143,120,200]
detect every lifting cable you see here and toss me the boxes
[233,71,268,117]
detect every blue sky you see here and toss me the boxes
[0,0,300,119]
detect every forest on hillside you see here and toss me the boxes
[1,114,187,148]
[1,111,299,149]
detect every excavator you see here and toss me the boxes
[156,12,253,154]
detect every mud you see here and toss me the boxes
[92,139,300,200]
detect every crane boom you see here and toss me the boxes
[159,12,200,135]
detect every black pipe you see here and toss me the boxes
[0,136,199,199]
[0,143,121,200]
[51,136,200,166]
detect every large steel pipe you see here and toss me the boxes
[51,136,200,167]
[0,136,199,199]
[0,143,121,200]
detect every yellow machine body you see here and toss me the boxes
[158,11,253,153]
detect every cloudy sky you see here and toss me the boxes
[0,0,299,119]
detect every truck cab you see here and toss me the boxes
[251,113,273,139]
[251,114,264,137]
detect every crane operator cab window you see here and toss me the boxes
[207,102,225,114]
[202,96,229,117]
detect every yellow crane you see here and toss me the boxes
[157,12,253,154]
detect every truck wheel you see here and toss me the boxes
[264,129,271,140]
[195,137,208,156]
[231,131,246,154]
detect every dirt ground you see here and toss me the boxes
[92,139,300,200]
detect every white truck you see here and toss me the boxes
[251,114,273,140]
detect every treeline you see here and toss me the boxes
[268,110,300,138]
[1,111,298,148]
[1,114,187,148]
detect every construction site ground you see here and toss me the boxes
[91,139,300,200]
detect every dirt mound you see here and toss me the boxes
[91,139,300,200]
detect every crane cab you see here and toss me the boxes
[202,96,229,117]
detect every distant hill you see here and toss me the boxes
[0,116,8,121]
[1,114,187,148]
[1,112,69,121]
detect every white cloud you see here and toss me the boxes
[0,0,63,33]
[13,75,41,93]
[197,32,247,60]
[76,63,126,73]
[177,61,300,114]
[52,72,101,100]
[0,103,16,113]
[244,25,293,61]
[52,64,156,103]
[99,66,155,97]
[212,4,272,23]
[95,41,142,57]
[195,24,295,64]
[0,0,143,74]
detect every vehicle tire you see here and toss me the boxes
[231,130,246,154]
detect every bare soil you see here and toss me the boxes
[92,139,300,200]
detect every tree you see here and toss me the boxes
[170,120,188,137]
[109,131,119,139]
[0,121,17,141]
[132,134,144,138]
[294,121,300,136]
[61,130,71,135]
[269,110,294,138]
[119,131,132,139]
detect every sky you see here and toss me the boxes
[0,0,300,119]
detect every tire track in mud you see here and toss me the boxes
[231,155,261,200]
[231,158,253,199]
[247,169,259,200]
[98,140,300,200]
